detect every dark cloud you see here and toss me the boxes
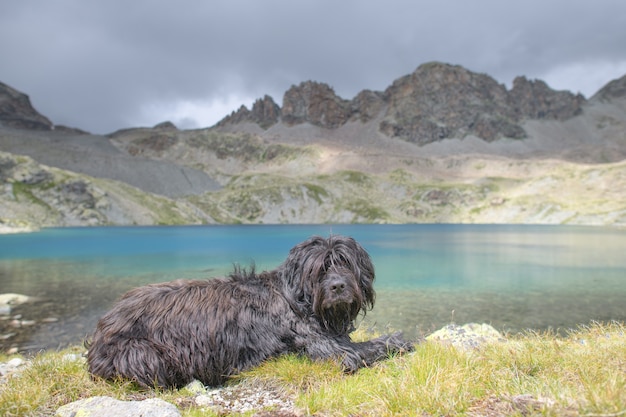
[1,0,625,134]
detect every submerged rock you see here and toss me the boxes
[0,293,31,315]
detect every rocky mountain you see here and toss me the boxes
[591,73,626,102]
[1,62,626,231]
[217,95,281,130]
[216,62,587,145]
[0,81,53,131]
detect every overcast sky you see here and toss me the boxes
[1,1,625,134]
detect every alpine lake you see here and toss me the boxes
[1,224,625,353]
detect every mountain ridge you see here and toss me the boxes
[216,62,590,144]
[1,62,626,230]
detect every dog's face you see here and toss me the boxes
[281,235,376,334]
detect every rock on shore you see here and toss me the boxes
[0,293,30,315]
[55,397,181,417]
[426,322,507,351]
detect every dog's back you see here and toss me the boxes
[86,274,289,388]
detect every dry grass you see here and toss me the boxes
[1,322,625,416]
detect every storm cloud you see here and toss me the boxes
[1,0,625,133]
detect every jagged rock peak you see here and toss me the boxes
[350,90,385,123]
[381,62,522,144]
[509,76,585,120]
[591,73,626,102]
[216,95,280,130]
[281,81,352,129]
[251,95,281,129]
[0,81,53,130]
[380,62,587,144]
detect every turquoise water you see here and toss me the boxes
[1,224,626,352]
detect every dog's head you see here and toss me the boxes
[279,235,375,334]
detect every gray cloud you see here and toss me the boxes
[1,0,625,134]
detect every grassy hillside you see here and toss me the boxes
[184,156,626,226]
[2,148,626,230]
[2,123,626,230]
[0,151,206,230]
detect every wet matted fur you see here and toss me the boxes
[86,235,413,388]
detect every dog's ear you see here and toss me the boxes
[344,236,376,310]
[279,235,327,303]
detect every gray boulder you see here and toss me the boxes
[56,396,180,417]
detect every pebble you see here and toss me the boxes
[7,357,24,367]
[0,356,27,383]
[42,317,59,323]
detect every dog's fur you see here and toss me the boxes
[86,235,413,388]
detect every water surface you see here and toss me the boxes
[1,224,625,352]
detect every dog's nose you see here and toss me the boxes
[329,279,346,294]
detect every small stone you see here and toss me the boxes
[7,358,24,367]
[41,317,59,323]
[183,379,207,394]
[0,294,30,306]
[62,354,84,363]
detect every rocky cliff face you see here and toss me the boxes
[215,62,587,144]
[508,76,585,120]
[380,63,522,143]
[281,81,352,129]
[216,95,281,129]
[349,89,385,123]
[0,82,53,130]
[380,63,586,143]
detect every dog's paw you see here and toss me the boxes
[340,352,365,373]
[384,331,415,354]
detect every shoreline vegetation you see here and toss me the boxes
[1,321,625,416]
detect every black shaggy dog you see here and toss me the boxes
[86,235,413,388]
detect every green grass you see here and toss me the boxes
[11,182,52,210]
[2,322,626,416]
[342,198,390,223]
